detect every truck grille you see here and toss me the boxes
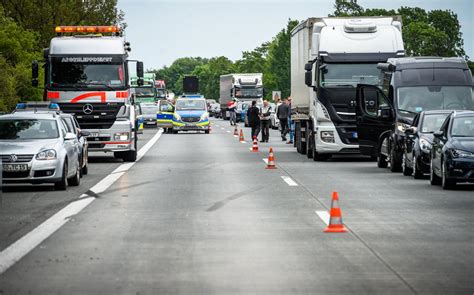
[58,103,122,129]
[181,117,200,123]
[0,154,34,163]
[335,126,358,145]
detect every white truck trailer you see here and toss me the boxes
[290,17,404,160]
[220,73,264,119]
[32,25,144,162]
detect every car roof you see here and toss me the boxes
[452,110,474,118]
[421,110,455,115]
[386,57,469,71]
[1,112,57,120]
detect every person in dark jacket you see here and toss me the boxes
[246,100,260,140]
[276,98,290,141]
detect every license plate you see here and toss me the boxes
[2,164,28,172]
[87,133,99,138]
[352,132,358,138]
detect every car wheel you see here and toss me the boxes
[413,155,423,179]
[430,159,441,185]
[377,153,388,168]
[68,162,81,186]
[205,130,210,134]
[402,153,413,176]
[390,146,402,172]
[441,159,456,190]
[54,161,68,191]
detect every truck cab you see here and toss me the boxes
[220,74,264,120]
[356,57,474,171]
[32,26,144,162]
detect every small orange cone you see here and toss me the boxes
[239,129,245,142]
[324,192,348,233]
[251,136,259,152]
[233,125,239,136]
[265,148,277,169]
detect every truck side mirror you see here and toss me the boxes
[377,106,393,119]
[32,60,39,87]
[305,71,313,87]
[136,61,144,78]
[304,63,313,71]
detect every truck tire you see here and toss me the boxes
[295,122,301,153]
[122,133,138,162]
[306,123,313,159]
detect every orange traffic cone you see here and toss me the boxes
[251,136,259,152]
[233,125,239,136]
[239,129,245,142]
[265,148,277,169]
[324,192,348,233]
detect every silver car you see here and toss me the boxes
[0,112,81,190]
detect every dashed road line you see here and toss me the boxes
[281,175,298,186]
[315,210,330,225]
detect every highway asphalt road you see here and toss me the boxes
[0,119,473,294]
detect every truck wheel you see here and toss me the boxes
[306,125,313,159]
[205,130,210,134]
[54,162,68,191]
[121,150,137,162]
[295,123,301,153]
[390,146,402,172]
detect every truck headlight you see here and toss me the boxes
[36,149,57,160]
[320,131,335,143]
[419,138,431,153]
[114,132,130,141]
[200,113,209,121]
[396,122,411,134]
[451,149,474,158]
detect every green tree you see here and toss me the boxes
[332,0,364,16]
[192,56,235,100]
[0,7,41,112]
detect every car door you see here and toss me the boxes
[431,116,450,174]
[405,113,420,161]
[59,120,75,175]
[355,84,395,157]
[156,100,174,128]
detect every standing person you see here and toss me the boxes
[260,100,272,142]
[287,97,294,144]
[276,98,290,141]
[227,99,237,126]
[246,100,260,140]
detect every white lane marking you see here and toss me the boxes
[233,135,238,138]
[0,130,163,275]
[281,176,298,186]
[315,210,330,226]
[226,131,231,133]
[221,127,225,130]
[240,141,246,144]
[263,158,268,164]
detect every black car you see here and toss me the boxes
[402,110,452,178]
[430,111,474,189]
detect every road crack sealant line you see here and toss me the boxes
[0,129,163,275]
[272,158,418,295]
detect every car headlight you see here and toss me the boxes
[36,149,57,160]
[451,149,474,158]
[174,113,181,121]
[320,131,335,143]
[114,132,130,141]
[419,138,432,153]
[200,113,209,121]
[396,122,411,134]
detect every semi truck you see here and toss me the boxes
[290,17,404,160]
[32,25,144,162]
[220,73,264,120]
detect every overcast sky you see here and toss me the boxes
[118,0,474,70]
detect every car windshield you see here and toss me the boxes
[235,87,263,98]
[0,119,59,139]
[320,63,380,87]
[420,114,450,133]
[397,86,474,114]
[451,116,474,137]
[51,60,125,88]
[176,99,206,111]
[135,87,155,97]
[156,89,166,98]
[141,105,159,115]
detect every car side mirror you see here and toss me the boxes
[433,130,444,138]
[32,60,39,87]
[405,127,415,135]
[377,106,392,119]
[80,130,90,137]
[65,133,76,140]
